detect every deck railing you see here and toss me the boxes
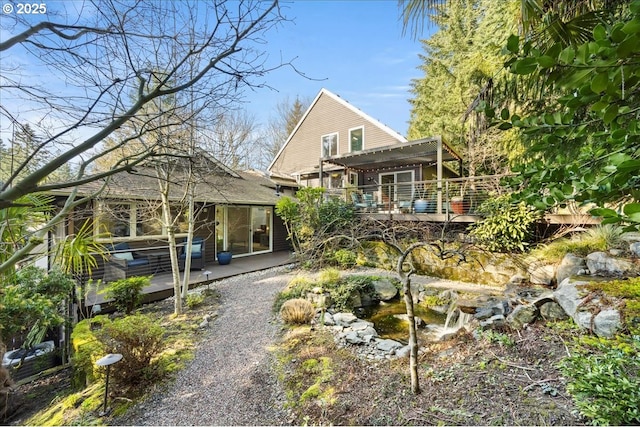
[333,174,510,216]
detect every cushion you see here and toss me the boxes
[113,252,134,261]
[128,258,149,267]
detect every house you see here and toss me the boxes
[268,88,464,214]
[49,153,290,281]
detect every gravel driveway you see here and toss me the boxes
[115,267,295,426]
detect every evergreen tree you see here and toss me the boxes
[407,0,520,175]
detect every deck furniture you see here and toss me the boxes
[179,237,205,270]
[104,242,151,281]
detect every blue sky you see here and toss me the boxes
[245,1,432,137]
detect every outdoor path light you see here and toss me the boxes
[95,353,123,416]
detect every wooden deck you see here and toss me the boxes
[85,250,296,309]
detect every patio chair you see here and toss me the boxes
[350,192,370,211]
[104,242,151,281]
[362,193,379,211]
[179,237,206,270]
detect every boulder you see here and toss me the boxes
[553,277,622,338]
[631,242,640,257]
[556,254,587,285]
[506,304,538,329]
[375,339,403,352]
[333,312,357,326]
[528,263,556,286]
[538,301,568,321]
[586,251,634,276]
[373,279,399,301]
[593,309,621,338]
[553,278,588,317]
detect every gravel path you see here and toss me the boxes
[116,267,296,426]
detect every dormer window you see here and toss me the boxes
[321,132,338,157]
[349,127,364,152]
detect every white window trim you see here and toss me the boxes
[349,171,358,186]
[320,132,339,157]
[348,126,364,153]
[94,201,188,242]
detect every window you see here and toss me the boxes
[96,201,189,240]
[349,127,364,152]
[349,171,358,186]
[321,132,338,157]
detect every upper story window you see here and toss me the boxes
[321,132,338,157]
[349,127,364,152]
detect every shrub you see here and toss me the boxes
[532,224,626,263]
[103,276,150,314]
[330,249,357,268]
[318,268,341,285]
[71,316,110,387]
[273,276,315,313]
[71,314,165,390]
[469,195,541,252]
[280,299,315,325]
[186,293,205,309]
[97,314,165,387]
[328,275,378,312]
[560,335,640,425]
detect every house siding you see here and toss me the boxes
[270,91,405,177]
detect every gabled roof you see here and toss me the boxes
[267,88,408,173]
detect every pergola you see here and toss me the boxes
[319,136,463,212]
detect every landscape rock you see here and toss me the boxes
[586,251,634,276]
[528,263,555,286]
[376,339,404,352]
[553,278,587,317]
[373,279,399,301]
[593,309,621,338]
[631,242,640,257]
[506,304,538,329]
[333,312,357,326]
[538,301,568,321]
[556,254,587,286]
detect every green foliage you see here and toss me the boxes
[0,266,74,348]
[327,249,357,268]
[274,273,384,314]
[71,316,109,387]
[0,194,54,270]
[52,218,108,278]
[469,195,541,252]
[531,225,625,262]
[477,329,515,347]
[186,293,205,309]
[275,188,356,267]
[408,0,520,175]
[98,314,165,387]
[329,275,378,312]
[560,335,640,425]
[273,276,315,313]
[489,3,640,227]
[103,275,150,314]
[72,314,166,389]
[318,268,341,285]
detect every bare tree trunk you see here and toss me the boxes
[396,241,424,395]
[402,274,420,394]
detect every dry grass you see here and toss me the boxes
[280,298,315,324]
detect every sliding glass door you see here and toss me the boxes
[216,205,272,257]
